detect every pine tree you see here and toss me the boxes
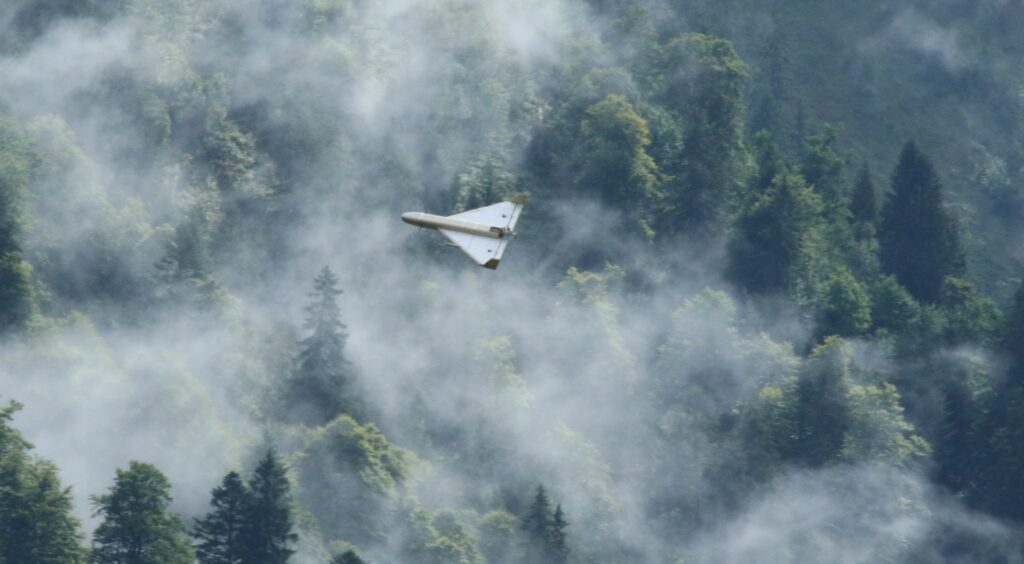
[192,472,249,564]
[879,142,965,303]
[548,505,569,564]
[242,450,296,564]
[281,265,358,425]
[90,462,194,564]
[521,486,553,563]
[851,165,877,223]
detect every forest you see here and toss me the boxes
[1,0,1024,562]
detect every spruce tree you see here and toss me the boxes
[282,266,358,425]
[879,142,965,303]
[791,338,851,467]
[193,471,249,564]
[851,165,877,223]
[521,486,554,563]
[0,115,37,334]
[549,505,569,564]
[242,450,296,564]
[90,462,193,564]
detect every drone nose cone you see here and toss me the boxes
[401,212,417,225]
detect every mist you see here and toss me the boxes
[1,0,1023,562]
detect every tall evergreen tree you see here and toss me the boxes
[879,142,965,303]
[521,486,554,564]
[549,505,569,564]
[851,165,877,223]
[192,471,249,564]
[242,450,296,564]
[90,462,194,564]
[281,265,358,425]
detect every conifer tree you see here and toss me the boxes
[879,142,965,303]
[549,505,569,564]
[193,471,249,564]
[521,486,554,563]
[242,450,296,564]
[90,462,193,564]
[282,265,358,425]
[851,165,877,223]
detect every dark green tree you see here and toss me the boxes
[792,338,851,467]
[851,165,877,223]
[1004,282,1024,385]
[727,172,823,293]
[548,505,569,564]
[660,33,750,239]
[0,400,85,564]
[577,94,663,236]
[192,471,249,564]
[329,549,365,564]
[521,486,555,564]
[242,450,296,564]
[90,462,194,564]
[939,276,1001,345]
[879,142,965,303]
[0,115,38,333]
[281,265,358,425]
[817,267,872,339]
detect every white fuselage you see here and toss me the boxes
[400,212,506,238]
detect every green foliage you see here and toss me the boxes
[792,337,851,467]
[660,33,750,238]
[90,461,194,564]
[879,142,965,303]
[0,252,35,333]
[401,508,483,564]
[477,510,520,564]
[281,265,359,425]
[871,275,921,335]
[0,400,85,563]
[577,94,663,236]
[728,172,823,293]
[242,450,297,564]
[192,471,248,564]
[939,276,1002,345]
[851,165,877,224]
[816,267,872,339]
[295,414,412,545]
[329,549,366,564]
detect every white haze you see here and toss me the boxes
[0,1,1021,562]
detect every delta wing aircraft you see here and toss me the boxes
[401,194,528,269]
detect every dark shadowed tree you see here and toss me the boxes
[281,265,359,425]
[727,172,822,293]
[851,165,877,223]
[0,115,38,333]
[0,400,85,563]
[90,462,193,564]
[549,505,569,564]
[242,450,296,564]
[329,549,365,564]
[792,338,851,467]
[192,471,249,564]
[879,142,965,303]
[521,486,554,563]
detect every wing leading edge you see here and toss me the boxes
[441,194,527,269]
